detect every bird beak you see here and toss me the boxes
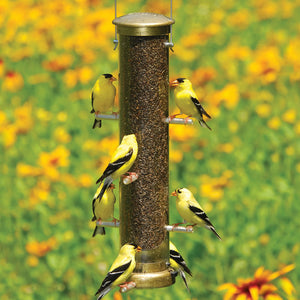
[171,191,177,196]
[110,76,117,82]
[137,246,142,252]
[109,184,116,190]
[170,79,179,88]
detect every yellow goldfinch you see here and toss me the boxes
[91,73,116,129]
[95,134,138,201]
[95,243,141,300]
[169,241,192,291]
[170,78,211,130]
[91,183,116,236]
[171,188,221,240]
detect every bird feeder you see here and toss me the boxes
[113,12,175,289]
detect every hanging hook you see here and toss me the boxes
[113,0,118,50]
[164,0,174,52]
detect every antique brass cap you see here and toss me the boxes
[113,12,174,36]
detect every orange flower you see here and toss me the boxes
[2,71,24,92]
[192,67,217,86]
[26,237,57,257]
[219,265,295,300]
[43,54,73,72]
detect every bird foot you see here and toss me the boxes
[97,218,102,225]
[186,224,196,230]
[112,218,119,225]
[184,115,192,124]
[119,281,136,293]
[171,223,184,231]
[168,113,182,121]
[122,172,138,185]
[112,112,118,116]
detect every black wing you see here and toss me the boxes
[91,197,97,221]
[191,97,211,119]
[96,148,133,184]
[189,205,214,227]
[95,260,132,296]
[170,250,192,276]
[91,92,95,113]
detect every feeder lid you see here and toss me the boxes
[113,13,174,36]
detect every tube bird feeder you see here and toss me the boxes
[113,13,175,289]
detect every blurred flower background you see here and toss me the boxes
[0,0,299,299]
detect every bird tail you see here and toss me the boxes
[95,286,111,300]
[97,176,113,201]
[179,269,190,292]
[92,225,105,236]
[92,119,102,129]
[206,225,222,240]
[198,119,212,130]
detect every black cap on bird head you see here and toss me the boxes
[176,78,186,83]
[128,242,142,251]
[102,73,113,78]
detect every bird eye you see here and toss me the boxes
[177,189,182,194]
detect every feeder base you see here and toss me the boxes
[129,269,175,289]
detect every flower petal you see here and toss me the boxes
[249,287,259,300]
[280,277,295,295]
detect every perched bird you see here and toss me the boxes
[90,73,116,129]
[169,241,192,291]
[170,78,211,130]
[91,183,116,236]
[95,243,141,300]
[95,134,138,201]
[171,188,221,240]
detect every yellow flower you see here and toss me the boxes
[210,84,240,109]
[14,102,33,134]
[17,163,43,177]
[0,59,4,78]
[219,264,295,300]
[217,143,234,153]
[200,172,232,202]
[169,125,197,142]
[282,109,296,124]
[227,9,251,29]
[256,104,271,118]
[36,108,52,122]
[63,70,78,88]
[29,180,51,206]
[285,146,295,156]
[256,1,278,20]
[248,46,282,84]
[268,117,281,130]
[54,127,71,143]
[2,124,17,148]
[57,112,68,122]
[170,148,183,163]
[78,66,93,84]
[77,174,93,188]
[0,111,8,131]
[38,146,70,169]
[2,71,24,92]
[26,256,39,267]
